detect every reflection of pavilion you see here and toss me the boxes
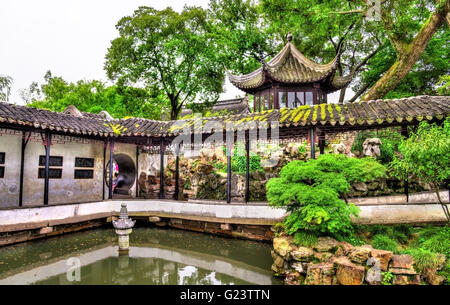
[0,244,276,285]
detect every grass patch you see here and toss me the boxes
[402,248,445,271]
[419,226,450,257]
[371,234,399,253]
[293,231,318,247]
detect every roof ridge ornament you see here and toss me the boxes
[63,105,83,118]
[258,45,267,71]
[99,110,114,121]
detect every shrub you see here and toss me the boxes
[224,143,263,174]
[390,119,450,221]
[371,234,399,253]
[267,154,386,238]
[438,263,450,285]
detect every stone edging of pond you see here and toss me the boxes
[271,235,446,285]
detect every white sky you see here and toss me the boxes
[0,0,341,105]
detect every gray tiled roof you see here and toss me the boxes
[227,42,351,93]
[0,95,449,138]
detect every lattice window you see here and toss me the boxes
[74,157,95,179]
[38,155,63,179]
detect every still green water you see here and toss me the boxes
[0,227,281,285]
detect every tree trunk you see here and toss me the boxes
[362,0,449,101]
[434,183,450,222]
[338,88,346,103]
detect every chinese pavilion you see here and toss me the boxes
[227,34,352,111]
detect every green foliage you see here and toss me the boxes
[209,0,276,75]
[352,129,404,164]
[222,144,263,174]
[419,226,450,258]
[390,119,450,221]
[391,118,450,186]
[293,231,318,247]
[24,71,164,120]
[298,143,307,155]
[361,29,450,99]
[258,0,448,101]
[356,224,413,246]
[371,234,399,253]
[437,75,450,96]
[105,6,224,119]
[382,271,394,285]
[267,154,386,238]
[438,263,450,285]
[403,247,444,271]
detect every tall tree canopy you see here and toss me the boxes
[209,0,277,74]
[105,6,225,120]
[0,75,13,103]
[211,0,449,102]
[24,71,164,120]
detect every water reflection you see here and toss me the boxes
[0,228,281,285]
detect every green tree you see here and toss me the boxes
[220,0,449,101]
[355,0,450,100]
[356,22,450,100]
[24,71,164,120]
[390,118,450,221]
[0,75,13,102]
[267,154,386,238]
[209,0,277,75]
[105,6,225,120]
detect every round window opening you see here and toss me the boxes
[105,154,136,195]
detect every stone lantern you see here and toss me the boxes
[112,203,136,254]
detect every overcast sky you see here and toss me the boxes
[0,0,341,105]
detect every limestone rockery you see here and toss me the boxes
[271,235,446,285]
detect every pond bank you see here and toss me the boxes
[0,191,448,247]
[0,227,281,285]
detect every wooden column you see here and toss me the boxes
[135,145,139,198]
[245,132,250,203]
[109,137,114,200]
[102,140,106,201]
[227,153,232,204]
[43,131,51,205]
[174,145,180,201]
[159,139,165,199]
[401,125,409,202]
[309,127,316,159]
[319,132,325,155]
[19,131,31,207]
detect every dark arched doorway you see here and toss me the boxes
[105,154,136,197]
